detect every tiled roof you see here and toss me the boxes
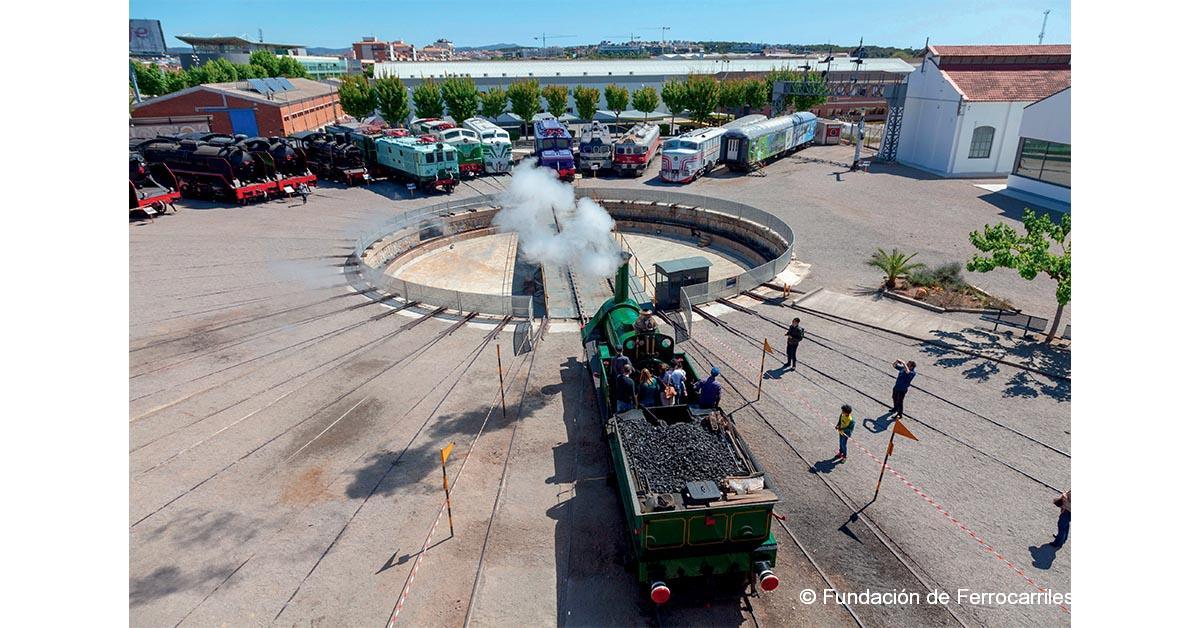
[942,68,1071,102]
[929,44,1071,57]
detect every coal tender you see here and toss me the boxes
[582,256,780,606]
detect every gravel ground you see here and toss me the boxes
[130,155,1069,626]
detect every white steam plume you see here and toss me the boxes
[493,160,622,278]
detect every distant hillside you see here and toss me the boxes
[458,43,522,51]
[308,46,351,56]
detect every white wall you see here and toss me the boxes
[896,59,961,174]
[949,100,1028,176]
[1006,88,1070,204]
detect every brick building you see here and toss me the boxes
[131,78,343,137]
[352,37,414,62]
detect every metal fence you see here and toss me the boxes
[354,187,794,319]
[576,188,795,307]
[353,193,533,321]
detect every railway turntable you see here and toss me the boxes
[582,256,781,605]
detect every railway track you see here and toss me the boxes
[130,311,486,529]
[677,329,966,627]
[272,315,520,622]
[131,307,457,470]
[689,304,1064,492]
[167,315,516,626]
[717,296,1071,459]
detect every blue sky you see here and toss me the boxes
[131,0,1071,50]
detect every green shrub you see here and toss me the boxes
[909,262,965,290]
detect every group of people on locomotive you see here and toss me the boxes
[609,310,722,412]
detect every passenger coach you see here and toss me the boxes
[721,112,817,172]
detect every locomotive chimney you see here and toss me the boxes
[613,252,633,303]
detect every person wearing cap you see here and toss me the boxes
[698,367,722,409]
[634,309,658,333]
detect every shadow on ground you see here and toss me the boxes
[923,327,1071,401]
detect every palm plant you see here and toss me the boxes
[866,248,925,290]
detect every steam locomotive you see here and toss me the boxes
[129,151,179,215]
[583,256,781,606]
[291,131,369,185]
[133,133,315,203]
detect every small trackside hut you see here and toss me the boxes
[582,256,781,605]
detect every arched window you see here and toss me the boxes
[969,126,995,159]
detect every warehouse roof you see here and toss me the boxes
[132,77,338,110]
[928,44,1071,57]
[176,35,304,49]
[942,68,1071,102]
[376,57,914,80]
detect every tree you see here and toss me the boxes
[717,79,745,117]
[338,74,377,120]
[412,79,444,119]
[163,70,191,94]
[507,79,541,139]
[248,50,280,76]
[743,78,768,112]
[661,80,687,134]
[542,85,569,119]
[275,56,309,79]
[130,61,168,97]
[573,86,600,122]
[683,74,721,125]
[440,76,480,123]
[632,86,659,121]
[966,209,1071,342]
[234,63,268,80]
[604,84,629,125]
[866,248,925,291]
[373,76,409,126]
[765,67,828,113]
[194,58,238,84]
[480,86,508,119]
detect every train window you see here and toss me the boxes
[425,153,435,164]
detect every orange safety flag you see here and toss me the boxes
[763,338,774,354]
[893,420,919,441]
[440,442,455,464]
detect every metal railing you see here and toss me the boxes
[353,193,533,321]
[354,187,794,319]
[574,188,795,307]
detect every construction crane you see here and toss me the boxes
[1037,10,1051,44]
[640,26,671,51]
[534,33,574,54]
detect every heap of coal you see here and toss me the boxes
[617,412,748,494]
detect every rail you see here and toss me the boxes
[354,187,795,318]
[574,188,795,307]
[352,194,533,321]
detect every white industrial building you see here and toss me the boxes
[896,45,1070,178]
[374,57,914,116]
[1005,87,1070,209]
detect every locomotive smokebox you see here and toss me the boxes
[653,256,712,310]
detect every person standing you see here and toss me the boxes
[1051,490,1071,547]
[637,368,661,408]
[611,348,631,381]
[657,363,675,405]
[668,359,687,405]
[298,182,310,204]
[615,364,636,413]
[891,360,917,418]
[785,318,805,369]
[697,367,722,409]
[835,404,855,461]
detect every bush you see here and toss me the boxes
[908,262,965,290]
